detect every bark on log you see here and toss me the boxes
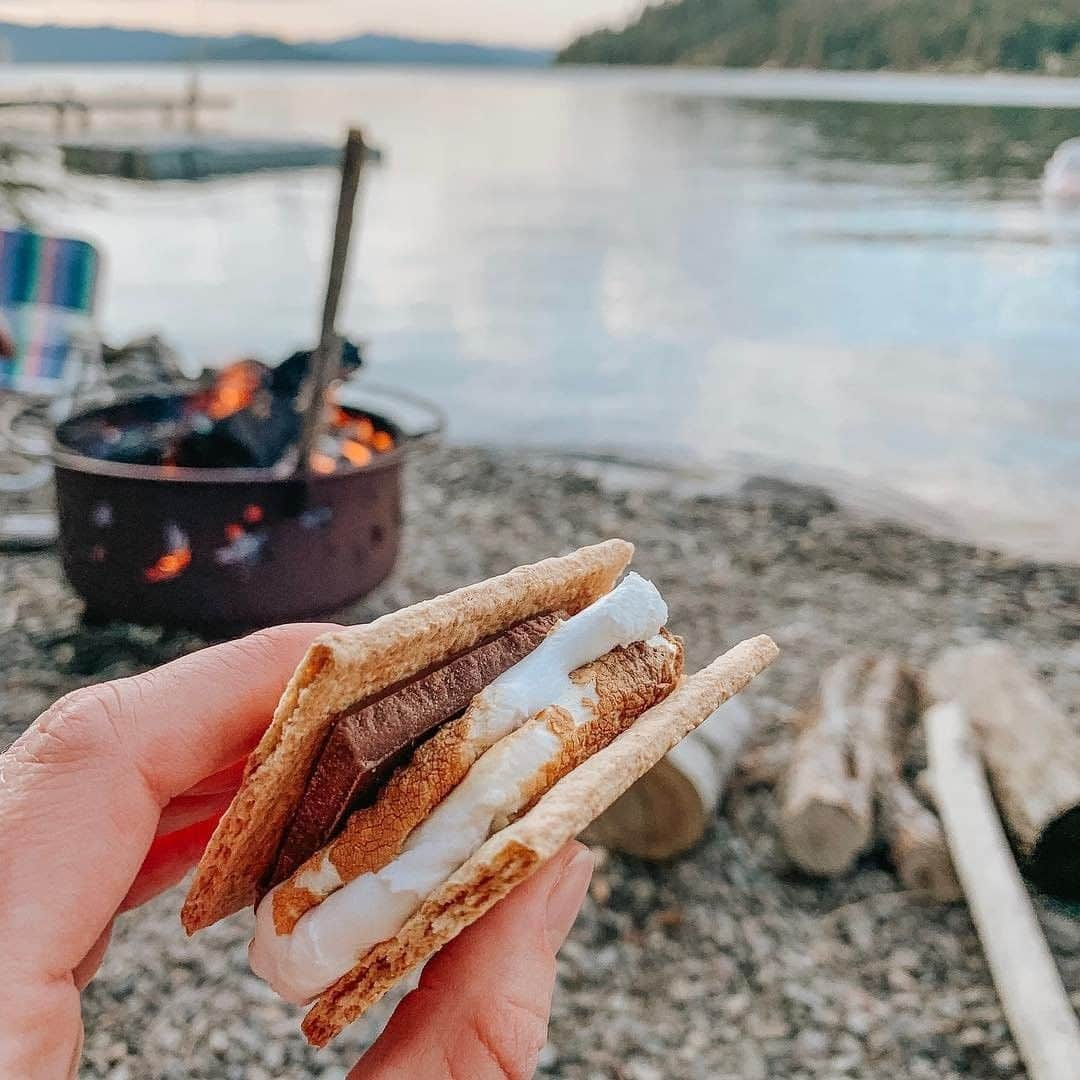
[928,643,1080,898]
[585,697,759,860]
[781,653,958,896]
[879,775,962,902]
[738,738,793,789]
[779,654,879,875]
[925,702,1080,1080]
[860,656,960,901]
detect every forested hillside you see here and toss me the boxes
[558,0,1080,74]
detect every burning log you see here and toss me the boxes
[80,342,393,476]
[271,341,363,401]
[781,653,958,898]
[179,363,299,469]
[75,397,189,467]
[177,346,366,470]
[926,702,1080,1079]
[928,643,1080,899]
[585,697,761,860]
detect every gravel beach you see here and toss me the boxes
[3,444,1079,1080]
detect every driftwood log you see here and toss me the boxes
[779,654,879,875]
[781,654,958,899]
[879,774,961,902]
[926,702,1080,1079]
[738,737,793,788]
[585,697,760,860]
[928,643,1080,898]
[861,657,960,901]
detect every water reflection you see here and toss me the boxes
[745,99,1080,190]
[13,65,1080,562]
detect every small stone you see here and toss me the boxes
[747,1014,789,1040]
[794,1029,831,1058]
[992,1045,1020,1071]
[625,1063,663,1080]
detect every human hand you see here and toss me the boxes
[0,626,593,1079]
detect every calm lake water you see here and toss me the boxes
[4,65,1080,561]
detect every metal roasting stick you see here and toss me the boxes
[293,127,369,479]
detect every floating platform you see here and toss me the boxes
[58,134,363,181]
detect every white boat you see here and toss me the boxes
[1042,137,1080,201]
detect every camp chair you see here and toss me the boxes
[0,228,103,547]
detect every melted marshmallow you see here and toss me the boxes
[249,575,668,1003]
[264,572,669,911]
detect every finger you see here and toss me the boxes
[73,922,113,991]
[351,842,594,1080]
[156,759,246,835]
[122,817,223,913]
[0,623,333,983]
[180,759,248,799]
[156,789,236,838]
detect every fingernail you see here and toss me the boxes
[545,847,594,951]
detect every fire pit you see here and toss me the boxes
[52,128,443,631]
[53,378,441,630]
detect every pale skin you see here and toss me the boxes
[0,625,594,1079]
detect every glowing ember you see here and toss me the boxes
[243,504,264,525]
[91,545,106,563]
[341,440,373,468]
[206,361,262,421]
[305,410,397,474]
[225,523,244,543]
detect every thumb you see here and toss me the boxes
[350,842,594,1080]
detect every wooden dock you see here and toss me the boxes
[59,134,347,181]
[0,78,383,181]
[0,85,231,134]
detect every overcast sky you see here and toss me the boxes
[0,1,646,48]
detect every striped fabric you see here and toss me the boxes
[0,230,100,392]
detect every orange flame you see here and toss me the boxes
[372,430,394,453]
[310,453,336,475]
[145,546,192,584]
[206,362,262,421]
[243,504,264,525]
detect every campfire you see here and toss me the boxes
[76,344,397,474]
[50,128,445,631]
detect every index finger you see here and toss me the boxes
[0,623,333,982]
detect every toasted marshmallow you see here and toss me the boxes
[250,574,668,1003]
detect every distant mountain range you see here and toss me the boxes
[0,22,551,66]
